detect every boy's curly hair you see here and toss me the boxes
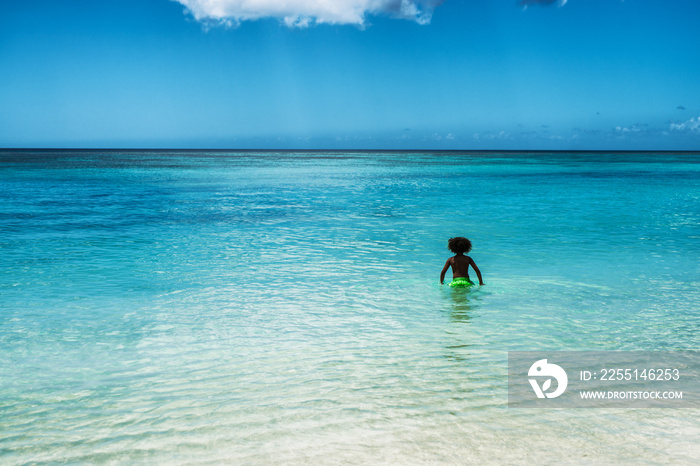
[448,237,472,254]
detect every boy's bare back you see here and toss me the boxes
[440,237,484,286]
[447,254,473,278]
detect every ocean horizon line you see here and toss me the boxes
[1,147,699,154]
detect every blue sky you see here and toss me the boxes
[1,0,699,149]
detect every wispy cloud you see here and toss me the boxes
[519,0,568,7]
[473,131,511,141]
[614,123,648,135]
[670,117,700,134]
[173,0,443,27]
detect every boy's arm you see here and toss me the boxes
[469,257,485,285]
[440,259,451,284]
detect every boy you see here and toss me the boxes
[440,237,484,287]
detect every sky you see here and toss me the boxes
[1,0,699,150]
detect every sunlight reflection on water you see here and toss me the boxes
[1,150,699,464]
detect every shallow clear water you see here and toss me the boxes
[1,150,699,464]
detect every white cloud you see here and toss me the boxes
[613,123,650,136]
[173,0,443,27]
[615,125,641,134]
[670,117,700,134]
[472,130,510,141]
[519,0,567,9]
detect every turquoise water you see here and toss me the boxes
[1,150,699,464]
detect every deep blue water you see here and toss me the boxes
[1,150,699,464]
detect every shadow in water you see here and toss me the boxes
[441,287,479,363]
[446,287,475,324]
